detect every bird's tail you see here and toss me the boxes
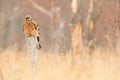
[37,36,41,49]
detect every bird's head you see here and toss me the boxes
[25,15,32,21]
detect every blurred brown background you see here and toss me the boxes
[0,0,120,52]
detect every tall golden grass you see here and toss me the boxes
[0,45,120,80]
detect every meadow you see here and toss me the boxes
[0,45,120,80]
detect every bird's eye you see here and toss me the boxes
[26,17,29,19]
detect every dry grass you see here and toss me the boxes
[0,47,120,80]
